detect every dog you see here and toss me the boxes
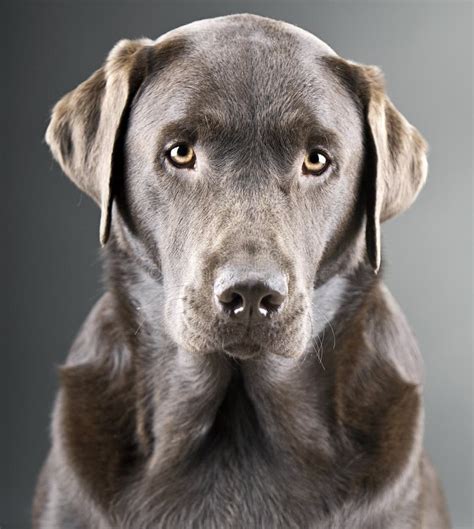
[33,13,451,529]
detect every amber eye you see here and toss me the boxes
[303,150,330,175]
[167,143,196,168]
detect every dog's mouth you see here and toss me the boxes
[176,313,311,360]
[213,316,291,358]
[180,319,271,359]
[221,319,288,358]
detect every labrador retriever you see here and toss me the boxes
[33,13,451,529]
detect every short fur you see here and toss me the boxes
[34,14,450,529]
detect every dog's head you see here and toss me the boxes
[46,14,427,359]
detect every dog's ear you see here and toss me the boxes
[361,65,428,273]
[45,38,154,245]
[325,57,428,273]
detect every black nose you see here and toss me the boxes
[214,268,288,319]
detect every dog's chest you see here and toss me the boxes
[121,391,345,529]
[122,445,404,529]
[126,442,320,529]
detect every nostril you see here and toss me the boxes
[217,291,245,315]
[259,292,285,316]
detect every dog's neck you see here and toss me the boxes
[104,244,378,468]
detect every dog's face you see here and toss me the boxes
[121,27,365,358]
[46,15,428,359]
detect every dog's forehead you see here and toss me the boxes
[153,13,339,91]
[132,14,361,148]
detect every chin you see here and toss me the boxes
[221,341,264,360]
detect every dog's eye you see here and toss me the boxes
[303,150,330,176]
[167,143,196,168]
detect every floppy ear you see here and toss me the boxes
[45,38,154,245]
[360,65,428,273]
[325,57,428,273]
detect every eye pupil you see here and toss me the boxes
[176,144,189,157]
[309,152,322,164]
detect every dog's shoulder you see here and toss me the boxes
[332,279,424,492]
[53,293,140,510]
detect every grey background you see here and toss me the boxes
[1,1,472,528]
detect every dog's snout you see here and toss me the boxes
[214,268,288,319]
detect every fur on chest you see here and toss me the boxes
[57,353,421,529]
